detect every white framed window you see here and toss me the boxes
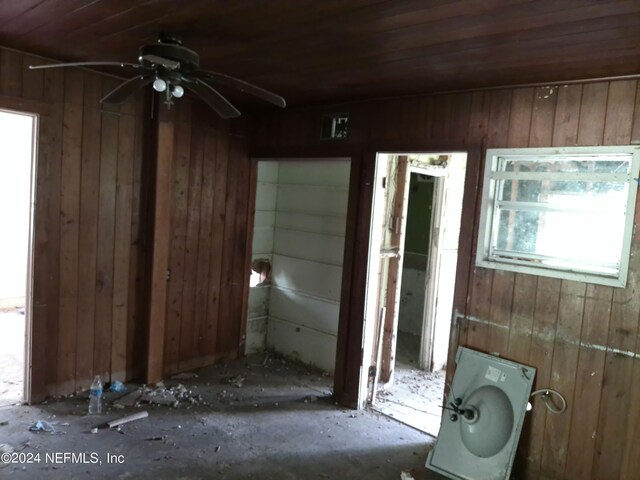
[476,146,640,287]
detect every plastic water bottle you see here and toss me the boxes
[88,376,103,415]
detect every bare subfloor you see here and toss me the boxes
[374,332,445,436]
[0,354,445,480]
[0,308,25,406]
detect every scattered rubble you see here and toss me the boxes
[113,383,206,409]
[221,375,245,388]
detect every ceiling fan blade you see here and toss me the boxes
[101,74,154,104]
[195,70,286,108]
[188,79,241,119]
[29,61,147,70]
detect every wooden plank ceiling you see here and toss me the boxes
[0,0,639,107]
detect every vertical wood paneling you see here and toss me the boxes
[203,124,229,363]
[111,108,135,380]
[541,83,584,479]
[566,285,613,479]
[178,116,205,371]
[229,140,252,355]
[57,69,83,395]
[93,92,119,382]
[466,90,511,351]
[0,49,22,96]
[216,139,241,356]
[521,85,560,477]
[32,67,64,399]
[74,74,101,390]
[1,47,152,400]
[251,74,640,479]
[147,120,174,384]
[193,126,216,364]
[622,87,640,472]
[126,94,146,381]
[163,107,192,375]
[591,79,639,480]
[565,80,611,480]
[21,55,43,100]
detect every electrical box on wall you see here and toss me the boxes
[321,113,349,140]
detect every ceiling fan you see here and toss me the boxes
[29,33,286,119]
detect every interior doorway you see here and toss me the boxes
[245,159,351,379]
[361,152,466,436]
[0,108,37,406]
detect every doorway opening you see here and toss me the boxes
[362,152,466,436]
[0,108,37,407]
[245,159,351,388]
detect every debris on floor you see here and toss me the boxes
[221,375,246,388]
[108,380,127,393]
[113,383,206,409]
[171,372,199,380]
[28,420,54,433]
[400,470,416,480]
[100,411,149,430]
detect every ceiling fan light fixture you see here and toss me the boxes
[28,34,286,117]
[172,84,184,98]
[153,78,167,92]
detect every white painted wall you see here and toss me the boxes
[247,160,350,372]
[398,258,427,337]
[0,111,34,309]
[246,161,279,353]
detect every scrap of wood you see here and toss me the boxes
[106,411,149,429]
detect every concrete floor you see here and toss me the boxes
[0,309,25,406]
[0,354,447,480]
[374,332,445,436]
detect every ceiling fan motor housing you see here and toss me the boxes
[138,42,200,71]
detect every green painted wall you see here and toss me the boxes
[404,173,434,256]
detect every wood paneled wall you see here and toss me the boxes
[160,100,254,376]
[250,80,640,480]
[1,46,253,402]
[0,47,148,401]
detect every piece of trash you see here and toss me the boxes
[147,435,167,442]
[214,446,221,452]
[104,411,149,429]
[221,375,245,388]
[90,428,98,434]
[109,380,127,393]
[60,422,70,427]
[400,471,415,480]
[29,420,54,433]
[171,372,198,380]
[0,421,8,426]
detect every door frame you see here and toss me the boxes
[360,151,473,408]
[0,105,39,405]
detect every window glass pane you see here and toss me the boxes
[501,156,631,174]
[495,207,624,268]
[500,180,628,208]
